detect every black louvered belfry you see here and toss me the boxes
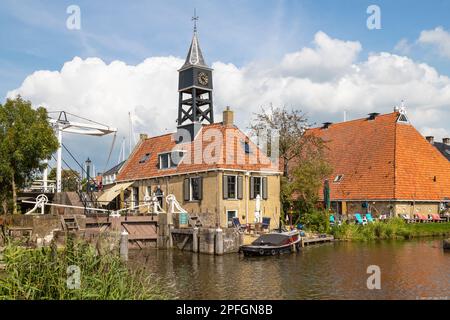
[178,29,214,127]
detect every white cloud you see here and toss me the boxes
[7,31,450,165]
[418,27,450,59]
[280,31,362,81]
[394,38,413,55]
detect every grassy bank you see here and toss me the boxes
[331,218,450,241]
[0,238,168,300]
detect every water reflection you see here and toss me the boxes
[129,239,450,300]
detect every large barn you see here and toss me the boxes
[307,111,450,217]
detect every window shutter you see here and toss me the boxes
[198,177,203,200]
[223,175,228,199]
[237,176,243,200]
[250,177,255,199]
[183,178,190,201]
[262,177,268,200]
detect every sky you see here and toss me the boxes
[1,0,450,174]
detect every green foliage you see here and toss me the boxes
[299,210,331,233]
[283,158,333,213]
[48,168,80,192]
[0,96,59,213]
[0,239,168,300]
[331,219,450,241]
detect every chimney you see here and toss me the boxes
[425,136,434,145]
[223,106,234,126]
[322,122,333,129]
[139,133,148,140]
[368,113,380,120]
[443,138,450,146]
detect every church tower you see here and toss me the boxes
[177,12,214,141]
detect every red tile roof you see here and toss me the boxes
[117,123,280,182]
[307,112,450,201]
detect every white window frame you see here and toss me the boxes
[226,210,238,227]
[189,177,201,201]
[252,176,263,198]
[333,174,344,183]
[225,175,238,200]
[158,153,171,169]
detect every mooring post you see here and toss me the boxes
[120,230,129,261]
[193,227,199,253]
[168,225,174,249]
[215,228,224,255]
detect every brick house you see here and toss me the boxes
[307,111,450,217]
[104,27,281,229]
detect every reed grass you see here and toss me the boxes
[0,237,169,300]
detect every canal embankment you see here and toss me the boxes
[331,218,450,241]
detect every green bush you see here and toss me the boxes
[0,238,168,300]
[331,218,450,241]
[300,210,330,234]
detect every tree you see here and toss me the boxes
[250,105,332,223]
[250,105,325,176]
[0,96,59,214]
[48,168,80,192]
[281,157,333,214]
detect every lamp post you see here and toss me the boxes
[85,158,92,192]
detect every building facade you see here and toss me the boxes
[112,27,281,229]
[307,111,450,217]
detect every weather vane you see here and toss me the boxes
[192,8,199,32]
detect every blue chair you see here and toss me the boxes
[232,217,247,231]
[262,217,271,230]
[365,213,375,223]
[329,215,336,226]
[354,213,366,225]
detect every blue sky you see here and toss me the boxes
[1,0,450,171]
[1,0,450,96]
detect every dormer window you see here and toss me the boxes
[159,153,171,169]
[334,174,344,183]
[158,151,186,169]
[242,140,251,154]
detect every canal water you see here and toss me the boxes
[129,238,450,300]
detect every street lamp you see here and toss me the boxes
[85,158,92,191]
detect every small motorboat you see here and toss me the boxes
[240,230,301,256]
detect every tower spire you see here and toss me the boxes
[181,9,207,69]
[176,11,214,135]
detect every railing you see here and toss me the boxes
[25,179,56,193]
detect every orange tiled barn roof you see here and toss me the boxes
[307,112,450,201]
[116,123,280,182]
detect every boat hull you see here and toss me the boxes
[240,231,301,257]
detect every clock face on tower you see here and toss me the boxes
[197,72,209,86]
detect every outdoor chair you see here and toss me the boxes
[365,213,375,223]
[354,213,367,225]
[232,217,247,232]
[262,217,271,230]
[329,215,335,226]
[431,214,444,223]
[415,213,429,223]
[401,214,414,223]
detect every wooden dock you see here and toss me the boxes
[300,235,334,247]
